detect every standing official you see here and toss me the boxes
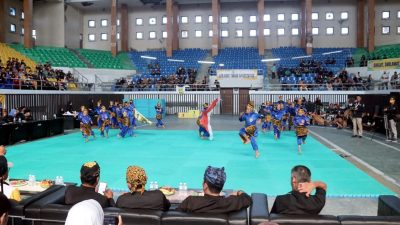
[384,97,398,143]
[350,96,365,138]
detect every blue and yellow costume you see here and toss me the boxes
[286,104,296,131]
[272,106,285,139]
[239,102,262,152]
[80,114,95,139]
[294,110,310,149]
[98,109,111,137]
[118,111,134,138]
[259,103,273,131]
[124,101,136,128]
[155,104,165,127]
[109,104,118,128]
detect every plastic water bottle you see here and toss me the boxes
[13,117,16,123]
[42,115,45,120]
[149,181,154,190]
[59,176,64,185]
[55,176,59,185]
[44,115,47,120]
[183,182,188,196]
[154,181,158,190]
[53,114,57,119]
[18,118,21,123]
[179,182,183,195]
[28,174,36,186]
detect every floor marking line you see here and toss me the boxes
[338,129,400,152]
[309,130,400,189]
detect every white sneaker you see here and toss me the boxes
[392,139,398,143]
[386,139,392,142]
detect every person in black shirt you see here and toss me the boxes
[349,96,365,138]
[116,165,170,211]
[0,192,11,225]
[177,166,252,213]
[1,109,13,124]
[64,161,115,207]
[384,97,398,143]
[271,165,327,215]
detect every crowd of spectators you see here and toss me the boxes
[358,54,388,67]
[115,64,209,91]
[0,58,75,90]
[0,106,33,124]
[277,59,335,79]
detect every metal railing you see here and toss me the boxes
[72,68,89,85]
[100,83,213,92]
[0,78,93,91]
[265,80,400,91]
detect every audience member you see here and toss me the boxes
[64,161,115,207]
[0,193,11,225]
[177,166,252,213]
[0,58,75,90]
[380,71,389,90]
[0,156,21,201]
[0,109,13,124]
[271,165,327,215]
[116,165,170,211]
[65,199,123,225]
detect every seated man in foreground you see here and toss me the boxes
[65,161,115,207]
[271,165,327,215]
[116,165,170,211]
[177,166,252,213]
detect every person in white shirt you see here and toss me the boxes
[380,71,389,90]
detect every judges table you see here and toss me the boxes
[0,118,64,145]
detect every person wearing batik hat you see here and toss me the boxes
[116,165,170,211]
[239,101,263,158]
[65,161,115,207]
[294,107,310,154]
[155,102,165,128]
[197,98,220,140]
[177,166,252,213]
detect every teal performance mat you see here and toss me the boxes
[6,129,394,197]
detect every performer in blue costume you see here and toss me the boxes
[155,102,165,128]
[94,100,101,127]
[80,109,95,142]
[109,100,118,128]
[124,100,136,128]
[116,103,124,119]
[98,106,111,138]
[294,107,310,154]
[259,102,272,133]
[272,103,285,140]
[286,101,296,131]
[118,111,134,138]
[239,101,262,158]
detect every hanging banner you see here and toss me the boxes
[216,69,258,80]
[0,95,5,109]
[368,58,400,71]
[213,69,263,88]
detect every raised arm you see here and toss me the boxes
[204,98,219,113]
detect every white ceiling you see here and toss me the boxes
[65,0,300,12]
